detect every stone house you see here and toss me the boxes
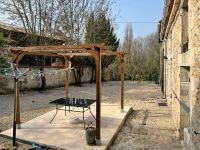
[159,0,200,149]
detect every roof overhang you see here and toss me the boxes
[160,0,181,41]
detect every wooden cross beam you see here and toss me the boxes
[10,44,111,52]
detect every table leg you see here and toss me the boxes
[89,106,96,120]
[83,107,85,128]
[65,105,66,116]
[50,104,58,124]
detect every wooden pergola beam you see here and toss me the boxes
[12,52,120,60]
[59,53,92,57]
[23,52,64,57]
[59,52,119,57]
[10,44,111,52]
[12,51,24,64]
[11,49,87,53]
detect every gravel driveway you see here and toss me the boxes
[0,81,182,149]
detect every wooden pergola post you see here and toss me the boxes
[65,57,70,98]
[120,54,125,112]
[95,48,101,145]
[12,61,22,129]
[15,77,21,128]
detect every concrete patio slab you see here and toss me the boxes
[1,103,131,150]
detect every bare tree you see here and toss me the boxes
[122,23,133,54]
[120,30,160,81]
[0,0,114,44]
[122,23,134,79]
[56,0,90,44]
[0,0,65,89]
[56,0,113,44]
[0,0,64,42]
[0,0,115,86]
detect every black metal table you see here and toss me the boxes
[49,97,96,128]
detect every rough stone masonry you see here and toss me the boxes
[159,0,200,149]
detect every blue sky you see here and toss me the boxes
[112,0,164,40]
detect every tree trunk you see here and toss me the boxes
[90,67,95,83]
[73,66,78,85]
[101,68,105,81]
[77,66,82,85]
[40,56,46,90]
[41,74,46,90]
[74,65,83,86]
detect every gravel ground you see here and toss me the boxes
[0,137,31,150]
[0,81,159,119]
[0,81,182,149]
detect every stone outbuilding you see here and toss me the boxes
[0,22,64,46]
[159,0,200,149]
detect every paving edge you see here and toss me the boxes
[105,107,133,150]
[0,134,66,150]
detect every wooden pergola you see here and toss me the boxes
[10,44,125,144]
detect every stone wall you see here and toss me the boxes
[162,0,200,149]
[0,67,92,94]
[188,0,200,149]
[164,12,182,137]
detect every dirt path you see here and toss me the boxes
[110,104,182,150]
[109,82,182,150]
[0,81,182,149]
